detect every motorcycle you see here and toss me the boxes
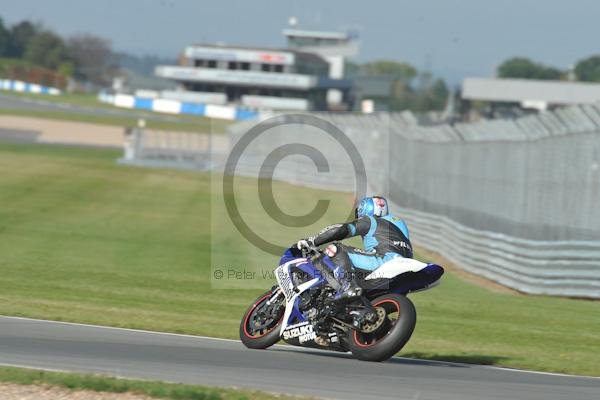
[240,244,444,361]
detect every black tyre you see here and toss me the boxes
[348,293,416,362]
[239,289,284,349]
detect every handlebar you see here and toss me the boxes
[301,244,322,259]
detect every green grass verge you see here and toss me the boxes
[0,141,598,376]
[0,366,306,400]
[1,90,116,108]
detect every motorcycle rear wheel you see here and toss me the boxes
[348,293,416,362]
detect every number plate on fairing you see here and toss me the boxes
[275,264,295,301]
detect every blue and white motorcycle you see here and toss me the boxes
[240,244,444,361]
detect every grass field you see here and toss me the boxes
[0,141,598,376]
[0,91,117,108]
[0,366,305,400]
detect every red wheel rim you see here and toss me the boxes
[352,299,401,348]
[242,292,283,339]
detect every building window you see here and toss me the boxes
[241,62,250,70]
[207,60,217,68]
[228,61,238,70]
[194,59,205,67]
[261,64,271,72]
[274,64,284,73]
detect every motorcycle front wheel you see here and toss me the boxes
[239,289,284,349]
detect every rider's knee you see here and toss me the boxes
[324,243,340,258]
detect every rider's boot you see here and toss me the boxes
[337,278,363,299]
[333,262,362,300]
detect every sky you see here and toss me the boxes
[2,0,599,84]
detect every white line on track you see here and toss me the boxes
[0,361,165,385]
[0,362,81,375]
[1,315,598,380]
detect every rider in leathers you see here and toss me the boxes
[296,196,413,299]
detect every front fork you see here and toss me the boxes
[266,286,283,306]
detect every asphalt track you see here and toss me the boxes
[0,93,188,124]
[0,316,598,400]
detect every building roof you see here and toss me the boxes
[462,78,600,105]
[156,64,352,91]
[186,43,327,64]
[282,29,350,40]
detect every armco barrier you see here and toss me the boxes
[119,128,212,170]
[394,203,600,298]
[0,79,61,95]
[98,92,260,121]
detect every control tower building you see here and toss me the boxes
[283,28,359,109]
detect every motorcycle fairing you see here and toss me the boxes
[275,257,323,337]
[274,247,443,346]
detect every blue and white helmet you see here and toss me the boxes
[355,196,389,218]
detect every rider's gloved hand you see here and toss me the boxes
[296,238,314,251]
